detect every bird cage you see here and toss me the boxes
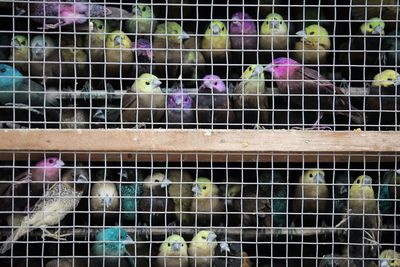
[0,0,399,266]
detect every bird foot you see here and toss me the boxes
[135,123,147,129]
[41,228,71,241]
[5,103,43,115]
[253,124,265,130]
[105,83,115,103]
[80,81,92,101]
[38,22,61,30]
[335,216,348,228]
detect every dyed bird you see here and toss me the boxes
[265,57,364,127]
[292,169,329,227]
[0,168,89,254]
[232,64,269,128]
[166,90,195,128]
[8,35,29,75]
[105,30,134,80]
[197,74,235,128]
[293,24,331,64]
[191,177,224,226]
[125,3,157,35]
[156,234,189,267]
[367,70,400,130]
[122,73,165,127]
[380,249,400,267]
[229,11,257,50]
[90,227,134,267]
[260,13,289,56]
[188,230,217,267]
[118,169,144,223]
[201,21,231,63]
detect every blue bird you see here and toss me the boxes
[91,227,134,267]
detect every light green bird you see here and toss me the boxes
[122,73,165,126]
[125,3,157,35]
[188,230,217,267]
[105,30,134,78]
[260,13,289,52]
[157,234,189,267]
[9,35,29,75]
[201,20,230,62]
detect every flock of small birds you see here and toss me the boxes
[0,0,399,266]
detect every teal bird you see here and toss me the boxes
[91,227,134,267]
[118,169,144,222]
[379,170,400,217]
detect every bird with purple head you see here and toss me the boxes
[167,90,195,128]
[133,38,153,77]
[229,11,257,50]
[265,57,364,128]
[197,75,235,128]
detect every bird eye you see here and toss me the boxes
[221,26,225,31]
[167,243,171,247]
[0,68,6,73]
[309,173,313,178]
[49,159,54,164]
[44,41,48,46]
[202,186,206,190]
[201,236,207,240]
[214,81,218,85]
[208,26,211,29]
[369,24,373,29]
[155,179,159,182]
[388,77,393,81]
[98,24,103,30]
[145,81,150,86]
[21,40,26,45]
[280,21,283,24]
[356,179,361,184]
[309,31,315,35]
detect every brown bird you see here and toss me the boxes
[46,258,87,267]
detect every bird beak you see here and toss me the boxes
[296,29,307,38]
[114,35,123,47]
[132,6,142,17]
[103,193,112,208]
[396,169,400,175]
[363,175,372,185]
[212,24,220,35]
[203,79,213,90]
[394,75,400,86]
[192,185,201,196]
[339,186,348,195]
[372,25,383,35]
[270,19,280,29]
[152,79,162,88]
[56,159,65,168]
[232,18,241,26]
[160,178,171,188]
[207,232,217,243]
[11,38,20,48]
[252,65,264,77]
[32,45,44,58]
[219,242,231,253]
[77,174,88,183]
[380,259,390,267]
[171,241,182,252]
[93,109,106,121]
[314,172,325,184]
[264,64,274,73]
[178,30,190,40]
[125,235,135,245]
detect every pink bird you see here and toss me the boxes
[229,11,257,50]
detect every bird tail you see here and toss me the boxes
[0,227,27,254]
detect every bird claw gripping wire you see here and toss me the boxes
[41,228,71,241]
[253,124,266,130]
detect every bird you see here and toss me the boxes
[45,258,87,267]
[191,177,224,226]
[60,105,89,129]
[156,234,189,267]
[29,35,60,86]
[232,64,269,128]
[292,169,329,227]
[265,57,365,127]
[188,230,217,267]
[179,36,207,87]
[378,170,400,224]
[293,24,331,64]
[351,0,397,30]
[380,249,400,267]
[260,12,290,60]
[367,69,400,130]
[0,168,89,254]
[117,168,144,223]
[166,90,195,128]
[122,73,165,127]
[0,157,65,213]
[166,169,194,225]
[197,74,235,128]
[318,253,351,267]
[138,172,175,226]
[332,172,352,225]
[229,11,257,50]
[90,171,120,225]
[91,106,121,129]
[8,35,29,75]
[213,237,250,267]
[201,21,231,63]
[90,227,134,267]
[105,30,134,80]
[348,175,380,266]
[133,38,153,77]
[125,3,157,35]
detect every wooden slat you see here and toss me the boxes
[0,130,399,155]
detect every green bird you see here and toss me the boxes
[9,35,29,75]
[260,13,289,54]
[156,234,189,267]
[201,20,230,63]
[125,3,157,35]
[188,230,217,267]
[105,30,134,79]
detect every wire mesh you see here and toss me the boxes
[0,0,398,130]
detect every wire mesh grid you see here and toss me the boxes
[0,152,399,266]
[0,0,398,130]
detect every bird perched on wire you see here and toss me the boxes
[265,57,365,128]
[8,35,29,75]
[122,73,165,128]
[125,3,157,36]
[232,64,269,128]
[367,69,400,130]
[90,227,134,267]
[166,90,195,129]
[293,24,331,65]
[188,230,218,267]
[347,175,381,266]
[201,21,231,63]
[138,172,175,226]
[0,157,64,213]
[0,167,89,254]
[156,234,189,267]
[191,177,224,226]
[90,170,120,225]
[292,169,329,227]
[197,74,235,128]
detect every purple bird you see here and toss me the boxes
[133,38,152,76]
[265,57,364,126]
[197,75,235,128]
[20,1,110,30]
[167,91,195,128]
[229,11,257,50]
